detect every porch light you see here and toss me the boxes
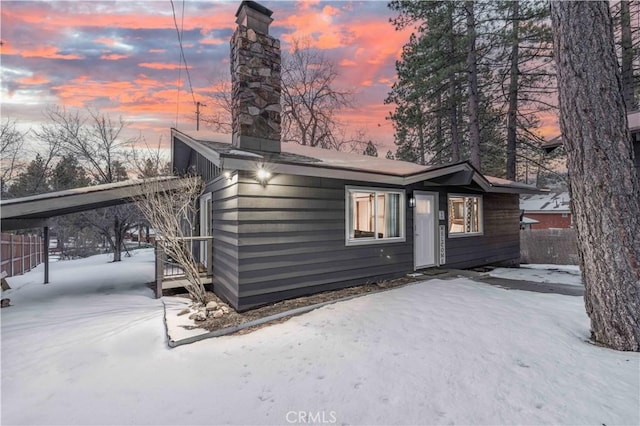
[409,197,416,208]
[223,170,232,180]
[256,167,271,183]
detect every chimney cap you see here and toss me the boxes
[235,1,273,19]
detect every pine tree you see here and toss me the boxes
[612,0,640,109]
[9,154,50,197]
[387,1,467,166]
[387,1,505,172]
[388,1,556,179]
[51,155,90,191]
[493,0,555,180]
[363,141,378,157]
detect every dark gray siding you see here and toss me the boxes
[441,191,520,269]
[172,136,221,182]
[208,176,240,308]
[196,165,521,310]
[232,172,413,310]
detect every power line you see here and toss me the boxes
[170,0,197,127]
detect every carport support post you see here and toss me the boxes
[43,226,49,284]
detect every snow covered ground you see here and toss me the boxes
[489,264,582,286]
[2,251,638,425]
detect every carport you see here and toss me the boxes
[0,177,189,284]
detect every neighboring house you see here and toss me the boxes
[520,216,539,230]
[520,192,572,230]
[170,1,542,311]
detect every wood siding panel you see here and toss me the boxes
[210,176,240,306]
[233,172,412,310]
[442,192,521,269]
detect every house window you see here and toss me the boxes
[448,195,483,236]
[346,187,405,245]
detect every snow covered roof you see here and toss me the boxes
[174,129,543,194]
[521,216,540,224]
[1,177,190,230]
[520,192,571,213]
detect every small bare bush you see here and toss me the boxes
[134,176,206,305]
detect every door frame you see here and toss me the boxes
[199,192,212,267]
[413,191,439,270]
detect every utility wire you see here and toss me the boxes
[170,0,197,127]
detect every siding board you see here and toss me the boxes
[232,171,414,309]
[441,192,520,268]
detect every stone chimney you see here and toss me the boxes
[230,1,281,153]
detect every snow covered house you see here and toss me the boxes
[520,192,572,229]
[170,1,542,311]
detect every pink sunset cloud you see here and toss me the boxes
[0,0,560,158]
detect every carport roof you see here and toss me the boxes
[1,176,186,231]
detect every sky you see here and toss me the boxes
[1,0,423,155]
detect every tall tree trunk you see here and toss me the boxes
[448,3,461,163]
[417,103,426,165]
[449,88,461,162]
[551,1,640,351]
[506,1,520,180]
[436,93,444,164]
[465,1,482,170]
[620,0,634,109]
[112,217,122,262]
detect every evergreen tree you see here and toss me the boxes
[387,2,466,166]
[9,154,50,197]
[612,0,640,109]
[109,160,129,183]
[363,141,378,157]
[51,155,91,191]
[385,150,395,160]
[493,0,555,180]
[387,1,503,171]
[387,1,555,179]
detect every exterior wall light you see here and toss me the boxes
[409,197,416,208]
[223,170,232,180]
[256,167,272,183]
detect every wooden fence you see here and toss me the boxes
[0,233,45,278]
[520,228,579,265]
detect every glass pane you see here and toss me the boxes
[377,194,385,238]
[467,197,479,233]
[352,192,375,238]
[449,197,465,234]
[384,193,401,238]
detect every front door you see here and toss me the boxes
[199,193,212,267]
[414,192,437,269]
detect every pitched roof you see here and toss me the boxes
[520,192,571,213]
[173,129,544,194]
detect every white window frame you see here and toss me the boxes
[447,194,484,237]
[345,186,406,246]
